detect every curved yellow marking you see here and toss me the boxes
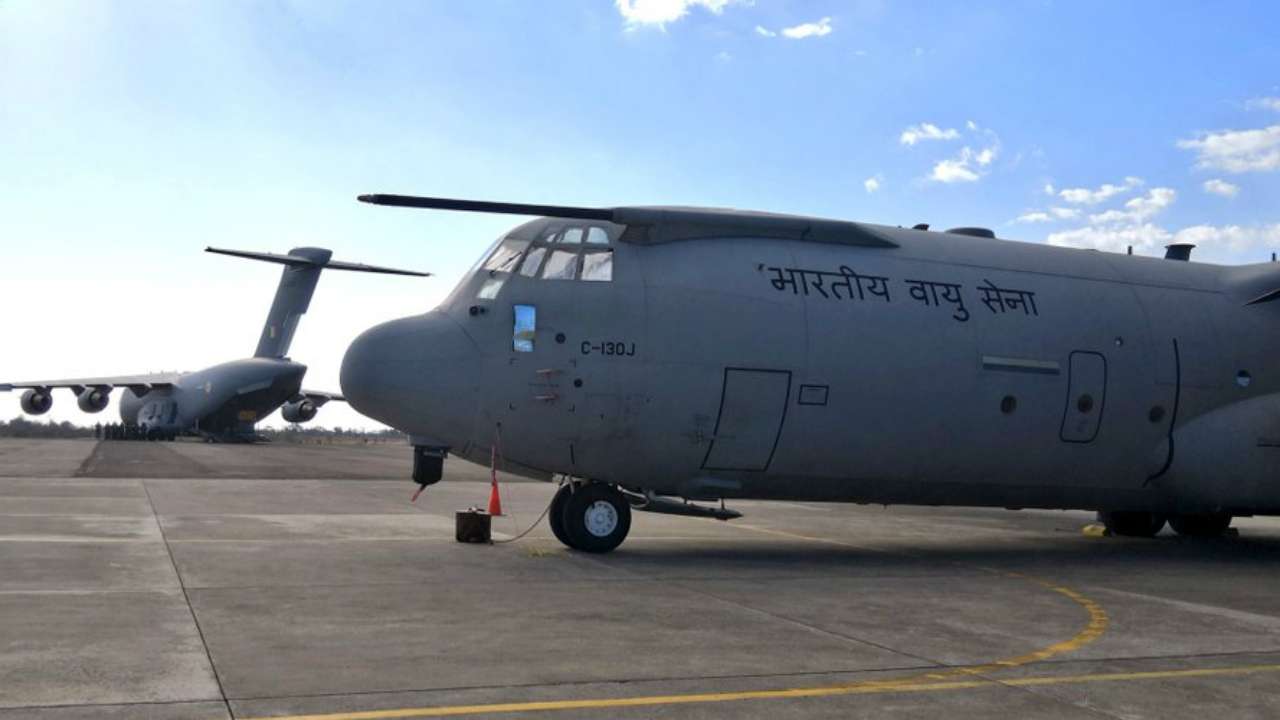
[244,664,1280,720]
[727,525,1110,683]
[248,525,1112,720]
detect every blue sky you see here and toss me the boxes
[2,0,1279,429]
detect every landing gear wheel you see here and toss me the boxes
[1098,511,1167,537]
[559,483,631,553]
[547,485,573,547]
[1169,513,1232,538]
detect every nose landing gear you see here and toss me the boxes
[548,482,632,553]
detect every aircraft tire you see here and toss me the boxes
[1099,511,1167,537]
[1169,513,1232,538]
[548,485,573,547]
[560,483,631,553]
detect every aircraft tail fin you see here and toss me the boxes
[205,247,429,359]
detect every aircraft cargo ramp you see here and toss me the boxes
[2,438,1280,719]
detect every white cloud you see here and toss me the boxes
[899,122,959,146]
[1016,211,1052,224]
[931,156,980,183]
[1057,176,1143,204]
[1015,206,1080,224]
[1177,125,1280,173]
[714,50,732,63]
[863,176,881,193]
[1125,187,1176,219]
[916,122,1001,184]
[781,17,833,39]
[1087,188,1176,225]
[929,142,1000,184]
[1042,223,1280,263]
[615,0,738,28]
[1043,183,1056,196]
[1246,97,1280,112]
[753,25,776,37]
[1172,223,1280,259]
[1047,223,1173,255]
[1203,178,1240,198]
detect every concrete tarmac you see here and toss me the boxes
[2,438,1280,718]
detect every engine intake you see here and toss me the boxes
[282,399,318,423]
[20,389,53,415]
[76,387,111,413]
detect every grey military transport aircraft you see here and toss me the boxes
[2,247,426,441]
[340,194,1280,553]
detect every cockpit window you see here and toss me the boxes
[476,277,505,299]
[518,246,546,277]
[483,239,529,272]
[581,250,613,281]
[541,249,580,280]
[477,224,614,290]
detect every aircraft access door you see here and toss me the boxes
[702,368,791,472]
[1060,352,1107,443]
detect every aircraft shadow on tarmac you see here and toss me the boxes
[597,533,1280,574]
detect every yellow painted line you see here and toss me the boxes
[247,524,1115,720]
[1004,663,1280,687]
[244,663,1280,720]
[729,524,1111,674]
[1081,523,1109,538]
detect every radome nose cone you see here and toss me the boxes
[340,312,480,442]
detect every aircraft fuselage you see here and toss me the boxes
[119,358,306,439]
[343,216,1280,517]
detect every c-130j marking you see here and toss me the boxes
[340,194,1280,552]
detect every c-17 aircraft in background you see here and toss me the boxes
[2,247,427,441]
[340,193,1280,552]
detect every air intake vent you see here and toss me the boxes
[1164,243,1195,261]
[945,227,996,239]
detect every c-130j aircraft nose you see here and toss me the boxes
[340,311,481,449]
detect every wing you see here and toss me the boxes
[0,373,182,393]
[299,390,346,407]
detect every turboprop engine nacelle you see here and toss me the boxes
[76,387,111,413]
[20,389,52,415]
[281,399,318,423]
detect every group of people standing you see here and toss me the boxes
[94,423,147,441]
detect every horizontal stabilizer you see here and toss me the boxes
[205,246,428,359]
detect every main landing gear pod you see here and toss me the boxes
[548,483,631,553]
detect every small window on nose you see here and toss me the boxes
[513,305,536,352]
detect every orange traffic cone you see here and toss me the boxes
[488,475,503,516]
[488,442,504,516]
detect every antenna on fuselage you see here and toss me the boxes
[357,194,614,222]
